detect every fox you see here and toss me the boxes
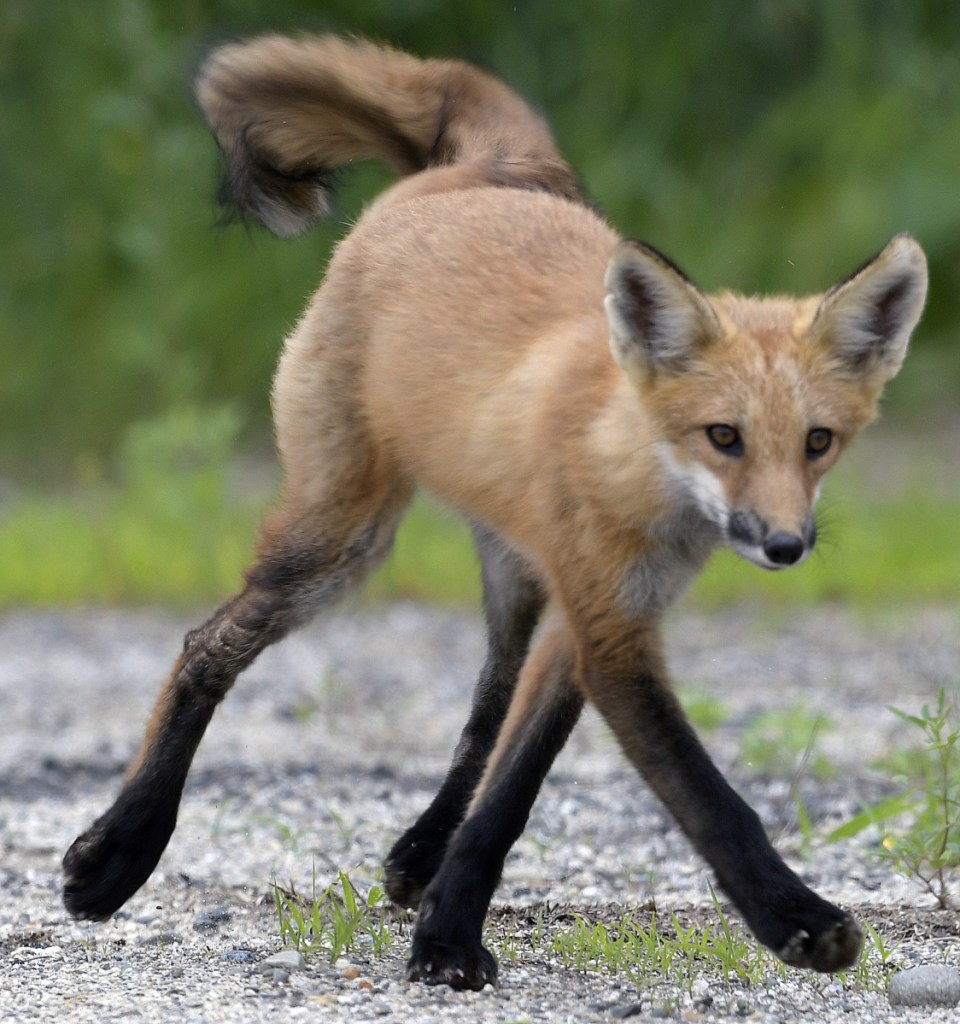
[62,35,928,991]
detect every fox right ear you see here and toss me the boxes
[812,234,928,382]
[604,240,722,376]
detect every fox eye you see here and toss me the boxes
[706,424,743,456]
[806,428,833,458]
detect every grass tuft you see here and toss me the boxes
[274,867,396,962]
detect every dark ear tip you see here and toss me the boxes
[612,238,699,288]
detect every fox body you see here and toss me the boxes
[63,35,928,990]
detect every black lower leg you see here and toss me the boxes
[62,682,216,919]
[385,528,544,907]
[62,544,328,920]
[593,663,862,972]
[406,651,582,990]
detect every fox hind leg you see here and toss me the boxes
[384,526,545,908]
[63,473,412,920]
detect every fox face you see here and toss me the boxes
[605,236,928,571]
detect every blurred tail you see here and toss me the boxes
[195,34,581,237]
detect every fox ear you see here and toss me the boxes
[813,234,928,381]
[604,240,722,375]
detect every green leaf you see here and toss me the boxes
[827,791,919,842]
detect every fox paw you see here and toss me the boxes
[63,804,174,920]
[778,913,863,972]
[406,936,497,991]
[384,826,450,909]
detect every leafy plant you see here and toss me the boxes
[274,868,394,961]
[739,702,835,779]
[829,686,960,908]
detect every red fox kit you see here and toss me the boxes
[63,35,928,990]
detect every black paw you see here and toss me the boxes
[777,912,863,972]
[406,935,498,991]
[384,824,451,909]
[63,802,176,920]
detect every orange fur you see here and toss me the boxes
[196,31,929,679]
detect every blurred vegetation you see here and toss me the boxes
[3,429,956,609]
[1,0,958,607]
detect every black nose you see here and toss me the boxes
[763,532,805,566]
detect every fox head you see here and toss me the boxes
[604,235,928,570]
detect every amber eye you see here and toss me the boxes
[806,428,833,458]
[706,424,743,456]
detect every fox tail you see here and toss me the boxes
[195,34,581,237]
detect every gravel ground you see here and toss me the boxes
[1,601,958,1023]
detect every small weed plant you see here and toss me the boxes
[740,702,835,780]
[829,686,960,908]
[274,868,395,961]
[492,890,786,992]
[275,869,900,993]
[491,897,896,995]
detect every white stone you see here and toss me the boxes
[888,964,960,1007]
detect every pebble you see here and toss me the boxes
[9,946,63,963]
[887,964,960,1007]
[258,950,306,975]
[221,949,259,964]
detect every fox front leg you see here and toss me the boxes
[581,619,862,972]
[405,611,582,989]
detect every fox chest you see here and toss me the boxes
[618,510,720,616]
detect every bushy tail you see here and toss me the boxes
[195,34,581,237]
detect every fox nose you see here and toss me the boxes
[763,532,805,566]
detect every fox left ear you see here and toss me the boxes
[604,239,722,376]
[813,234,928,381]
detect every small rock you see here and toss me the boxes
[258,950,306,975]
[611,1003,644,1020]
[9,946,63,963]
[221,949,259,965]
[691,977,713,1009]
[272,969,290,984]
[338,961,362,980]
[888,964,960,1007]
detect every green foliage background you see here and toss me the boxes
[3,0,959,474]
[0,0,957,608]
